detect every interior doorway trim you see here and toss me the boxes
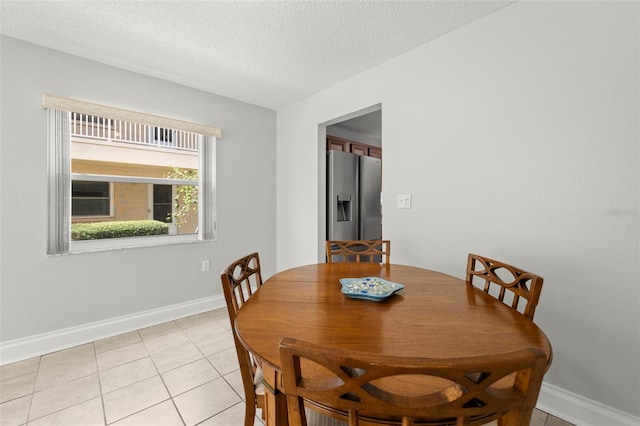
[317,103,382,262]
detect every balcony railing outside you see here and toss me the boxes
[71,113,199,151]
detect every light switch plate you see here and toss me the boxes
[397,193,411,209]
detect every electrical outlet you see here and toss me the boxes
[397,193,412,209]
[202,260,210,272]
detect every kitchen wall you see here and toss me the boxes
[277,2,639,424]
[0,36,276,360]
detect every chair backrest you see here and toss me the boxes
[221,252,263,318]
[326,240,390,265]
[220,252,264,426]
[466,253,544,320]
[279,338,547,426]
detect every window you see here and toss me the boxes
[152,184,173,223]
[72,181,112,216]
[45,94,219,254]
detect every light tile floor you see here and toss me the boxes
[1,308,573,426]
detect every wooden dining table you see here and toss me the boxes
[234,262,552,426]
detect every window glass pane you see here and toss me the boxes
[173,183,199,233]
[70,112,199,241]
[72,199,111,216]
[72,181,110,216]
[72,181,109,198]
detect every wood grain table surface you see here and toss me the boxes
[234,262,552,425]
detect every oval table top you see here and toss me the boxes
[235,262,552,371]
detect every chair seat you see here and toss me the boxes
[253,365,342,424]
[254,365,265,396]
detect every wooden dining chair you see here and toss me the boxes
[326,240,390,265]
[279,337,547,426]
[466,253,544,320]
[220,252,266,426]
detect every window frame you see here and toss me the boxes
[45,95,219,255]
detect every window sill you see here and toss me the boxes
[63,233,205,255]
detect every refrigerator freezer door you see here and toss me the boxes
[359,155,382,240]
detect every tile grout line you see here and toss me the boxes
[100,315,234,426]
[175,314,244,425]
[93,340,109,426]
[145,323,187,426]
[100,326,171,425]
[24,355,42,425]
[26,351,97,425]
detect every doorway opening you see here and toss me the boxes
[318,105,382,261]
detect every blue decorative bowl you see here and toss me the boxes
[339,277,404,301]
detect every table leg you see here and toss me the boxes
[262,364,289,426]
[499,408,533,425]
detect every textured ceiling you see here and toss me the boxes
[330,110,383,141]
[0,1,513,110]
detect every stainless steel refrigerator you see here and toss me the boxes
[327,150,382,241]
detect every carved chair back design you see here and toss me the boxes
[326,240,390,265]
[466,254,544,320]
[279,337,547,426]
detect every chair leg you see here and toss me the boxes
[244,401,256,426]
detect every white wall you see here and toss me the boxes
[0,37,276,358]
[277,2,639,423]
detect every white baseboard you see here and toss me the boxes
[537,381,640,426]
[0,295,226,366]
[2,302,639,426]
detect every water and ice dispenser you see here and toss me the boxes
[336,193,352,222]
